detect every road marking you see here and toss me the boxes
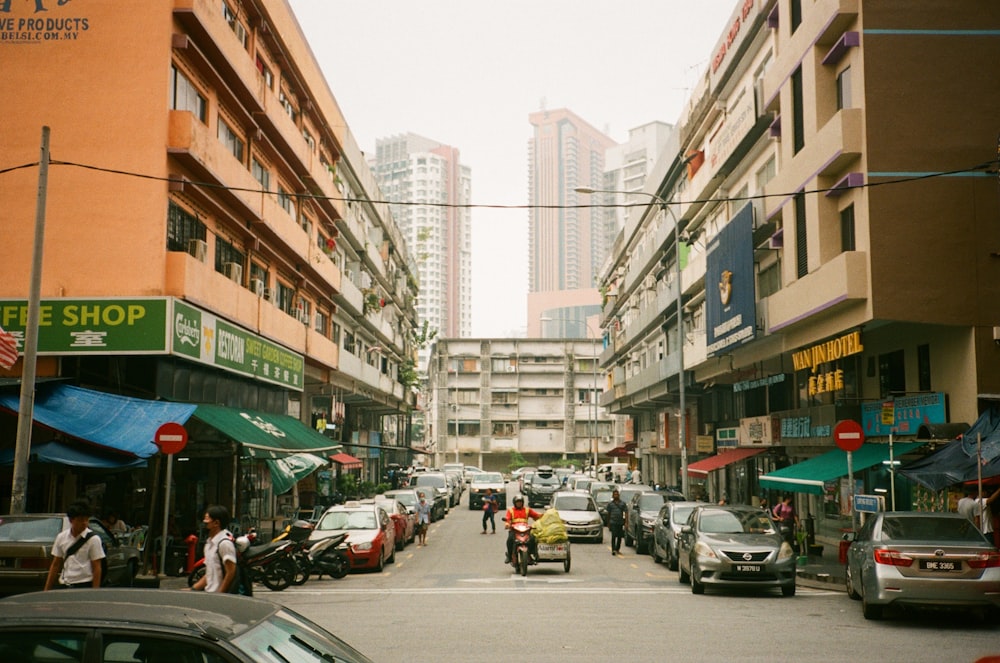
[289,586,842,596]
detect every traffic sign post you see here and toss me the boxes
[154,422,188,577]
[834,420,865,531]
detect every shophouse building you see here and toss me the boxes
[596,0,1000,544]
[427,338,613,472]
[0,0,419,539]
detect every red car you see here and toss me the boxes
[309,501,396,572]
[373,497,416,551]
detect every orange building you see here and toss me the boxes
[0,0,418,532]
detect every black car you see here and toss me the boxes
[386,487,445,522]
[625,491,686,554]
[0,589,373,662]
[523,466,561,508]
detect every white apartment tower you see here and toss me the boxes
[373,134,472,367]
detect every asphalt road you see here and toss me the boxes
[259,487,999,663]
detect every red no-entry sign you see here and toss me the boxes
[833,419,865,452]
[155,422,188,455]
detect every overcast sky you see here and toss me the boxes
[287,0,738,337]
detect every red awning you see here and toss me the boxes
[330,452,363,470]
[606,446,632,458]
[687,448,766,477]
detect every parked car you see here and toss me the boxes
[385,488,445,523]
[0,514,140,596]
[511,466,537,493]
[845,511,1000,620]
[310,501,395,572]
[0,589,374,662]
[593,487,615,526]
[614,484,653,515]
[411,473,452,514]
[567,475,595,492]
[551,492,603,542]
[625,490,688,554]
[651,501,700,570]
[463,466,483,483]
[523,466,561,508]
[469,472,507,510]
[677,505,796,597]
[444,470,465,505]
[372,497,416,551]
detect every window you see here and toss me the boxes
[166,201,206,252]
[840,204,856,252]
[757,261,781,298]
[918,344,931,391]
[170,65,206,122]
[314,309,327,335]
[791,67,804,154]
[755,155,776,190]
[493,421,517,437]
[278,185,295,217]
[255,56,273,90]
[795,191,807,278]
[215,237,245,279]
[878,350,906,398]
[105,634,226,663]
[790,0,802,33]
[837,66,853,110]
[303,128,316,151]
[222,1,247,48]
[276,281,295,316]
[279,88,297,122]
[249,262,267,293]
[251,157,270,190]
[217,117,244,162]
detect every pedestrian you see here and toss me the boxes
[190,505,238,593]
[975,485,1000,541]
[759,497,769,512]
[606,489,628,556]
[772,495,798,545]
[416,492,431,546]
[480,488,498,534]
[101,511,128,536]
[631,467,642,485]
[957,489,978,521]
[44,498,105,590]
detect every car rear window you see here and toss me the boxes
[554,496,596,511]
[638,494,668,510]
[413,475,446,489]
[532,474,560,486]
[0,516,64,542]
[880,516,987,543]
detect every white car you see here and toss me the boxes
[469,472,506,510]
[551,492,603,543]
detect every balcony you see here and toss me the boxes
[767,250,868,332]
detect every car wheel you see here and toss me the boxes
[845,565,861,600]
[124,559,138,587]
[395,534,404,552]
[862,595,883,620]
[624,530,633,547]
[388,545,396,564]
[636,537,646,555]
[596,532,603,544]
[376,547,385,573]
[690,564,705,594]
[678,559,689,583]
[781,582,796,597]
[668,547,679,572]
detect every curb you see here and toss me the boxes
[796,570,845,592]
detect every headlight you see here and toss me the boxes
[642,517,656,527]
[777,542,795,561]
[693,541,718,559]
[353,542,373,551]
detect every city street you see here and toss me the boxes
[266,489,999,663]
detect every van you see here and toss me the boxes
[595,463,628,482]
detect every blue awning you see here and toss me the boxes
[0,441,147,469]
[0,384,196,458]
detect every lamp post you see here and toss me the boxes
[575,186,689,498]
[540,315,600,473]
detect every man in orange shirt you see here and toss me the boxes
[504,495,542,564]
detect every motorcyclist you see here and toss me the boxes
[503,495,542,564]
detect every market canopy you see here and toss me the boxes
[899,440,1000,491]
[0,440,148,469]
[758,441,927,495]
[267,453,328,495]
[687,448,766,477]
[330,452,363,469]
[193,405,342,459]
[0,384,196,458]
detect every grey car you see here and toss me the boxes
[651,501,700,570]
[677,505,796,597]
[625,490,687,554]
[551,491,603,542]
[845,511,1000,620]
[523,468,561,508]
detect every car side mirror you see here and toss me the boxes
[681,525,692,535]
[842,531,856,542]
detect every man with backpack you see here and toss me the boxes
[44,498,106,590]
[190,504,240,593]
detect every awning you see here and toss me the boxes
[606,446,631,458]
[687,448,766,477]
[193,405,342,459]
[899,440,1000,491]
[0,384,196,458]
[758,441,927,495]
[0,440,148,469]
[330,452,363,469]
[266,453,328,495]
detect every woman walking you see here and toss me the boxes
[481,488,498,534]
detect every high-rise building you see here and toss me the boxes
[527,108,616,338]
[373,134,472,367]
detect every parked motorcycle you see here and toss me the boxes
[187,530,298,591]
[275,521,349,584]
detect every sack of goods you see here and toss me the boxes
[532,508,568,544]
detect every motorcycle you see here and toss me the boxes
[274,521,349,584]
[187,530,298,591]
[508,521,534,576]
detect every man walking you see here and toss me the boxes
[606,489,628,556]
[190,505,238,593]
[44,498,105,590]
[481,488,498,534]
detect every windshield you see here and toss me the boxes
[413,475,446,489]
[531,473,560,486]
[638,494,668,510]
[880,515,987,543]
[554,496,596,511]
[672,506,695,523]
[388,492,416,507]
[0,515,65,542]
[317,510,377,531]
[594,490,613,505]
[232,608,374,663]
[473,473,503,484]
[698,509,776,535]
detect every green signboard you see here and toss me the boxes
[0,298,169,354]
[171,300,304,391]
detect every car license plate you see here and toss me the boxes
[0,558,12,568]
[735,564,762,573]
[919,559,958,571]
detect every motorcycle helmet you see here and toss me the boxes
[513,495,525,506]
[235,535,251,553]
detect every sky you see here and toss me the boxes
[287,0,739,337]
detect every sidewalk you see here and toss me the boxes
[795,540,846,591]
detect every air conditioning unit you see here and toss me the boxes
[187,239,207,263]
[250,278,265,296]
[262,287,274,302]
[297,310,310,324]
[506,366,516,373]
[223,262,243,284]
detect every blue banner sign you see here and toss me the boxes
[853,494,884,513]
[861,393,946,437]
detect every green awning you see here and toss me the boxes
[193,405,342,459]
[267,453,329,495]
[758,441,927,495]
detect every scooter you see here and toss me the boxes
[187,531,298,591]
[301,533,351,580]
[508,521,535,576]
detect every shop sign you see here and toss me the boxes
[780,416,832,439]
[709,0,761,91]
[0,298,168,353]
[0,1,92,44]
[707,86,757,177]
[716,427,739,449]
[739,415,779,446]
[171,299,304,391]
[861,393,946,437]
[733,373,785,393]
[791,330,863,396]
[706,203,756,356]
[696,435,715,454]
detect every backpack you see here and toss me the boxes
[64,531,109,586]
[219,533,253,597]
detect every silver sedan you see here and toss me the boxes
[845,511,1000,620]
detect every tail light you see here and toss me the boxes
[967,551,1000,569]
[873,549,913,567]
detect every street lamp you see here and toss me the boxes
[540,315,600,473]
[575,186,689,499]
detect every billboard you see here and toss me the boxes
[706,202,756,356]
